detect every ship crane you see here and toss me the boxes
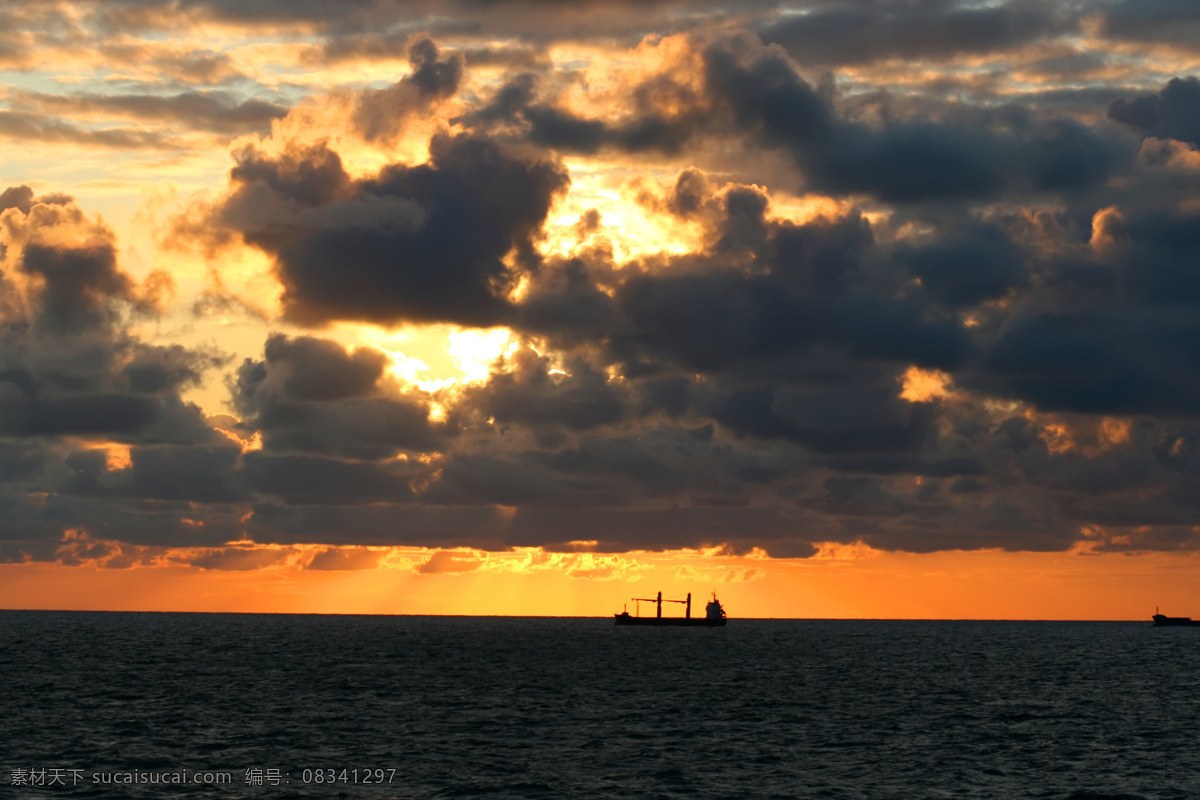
[614,590,725,627]
[630,591,693,619]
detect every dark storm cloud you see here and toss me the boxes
[759,0,1070,66]
[450,150,1200,554]
[0,191,223,447]
[0,190,236,551]
[1097,0,1200,48]
[242,499,825,556]
[242,452,417,505]
[422,452,633,509]
[1109,77,1200,148]
[0,464,252,550]
[123,344,220,395]
[0,189,248,557]
[715,386,938,455]
[458,73,539,128]
[1111,208,1200,305]
[474,33,1131,204]
[126,444,246,503]
[0,394,157,439]
[956,203,1200,418]
[236,388,443,458]
[422,422,791,513]
[7,90,289,135]
[259,334,388,402]
[18,241,133,334]
[13,8,1200,562]
[522,103,702,156]
[226,140,350,208]
[209,132,568,328]
[459,348,625,433]
[232,334,446,459]
[0,441,45,483]
[976,314,1161,415]
[242,501,512,549]
[515,252,624,345]
[975,417,1200,543]
[699,37,1132,203]
[897,222,1028,308]
[601,212,974,373]
[815,453,984,479]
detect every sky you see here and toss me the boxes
[2,0,1200,618]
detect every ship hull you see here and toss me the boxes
[1153,614,1200,626]
[613,614,725,627]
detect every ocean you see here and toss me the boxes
[1,612,1197,799]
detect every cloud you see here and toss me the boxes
[720,566,764,582]
[201,133,568,327]
[352,37,464,143]
[0,185,35,214]
[0,188,240,556]
[125,445,246,503]
[82,0,787,45]
[1109,77,1200,148]
[897,222,1028,308]
[306,546,383,570]
[459,347,625,433]
[7,90,289,135]
[178,546,298,571]
[231,334,447,460]
[417,548,486,574]
[0,190,223,445]
[595,201,974,375]
[243,452,417,505]
[467,32,1132,204]
[759,0,1070,66]
[257,334,389,402]
[7,7,1200,565]
[1097,0,1200,49]
[0,110,181,150]
[699,35,1131,203]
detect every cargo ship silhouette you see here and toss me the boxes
[1153,607,1200,626]
[614,591,727,626]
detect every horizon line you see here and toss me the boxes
[0,607,1164,622]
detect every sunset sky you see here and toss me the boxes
[2,0,1200,619]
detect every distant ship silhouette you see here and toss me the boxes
[614,591,727,627]
[1153,606,1200,626]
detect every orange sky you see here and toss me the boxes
[3,546,1196,620]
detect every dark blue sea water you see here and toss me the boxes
[2,613,1198,799]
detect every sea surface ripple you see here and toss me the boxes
[2,613,1198,799]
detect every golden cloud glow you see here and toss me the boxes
[447,327,517,383]
[812,540,884,562]
[899,365,952,403]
